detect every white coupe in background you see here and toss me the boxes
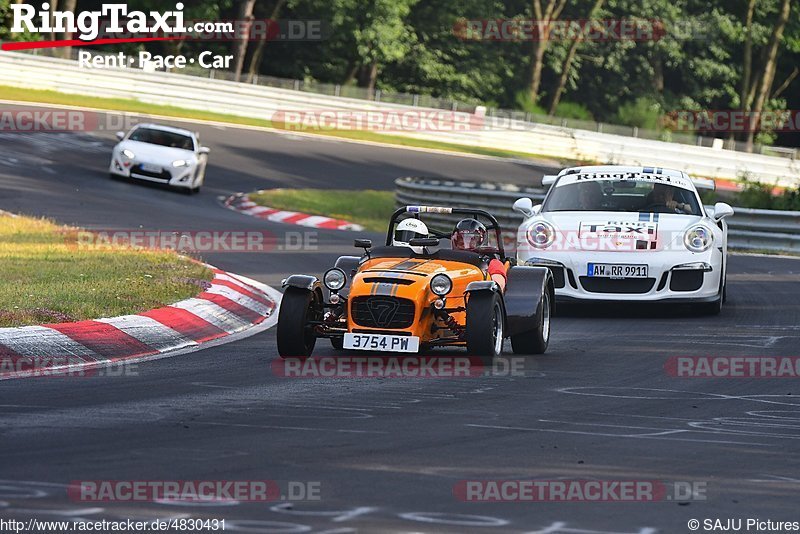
[514,165,734,314]
[110,123,209,193]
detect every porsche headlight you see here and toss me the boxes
[172,159,190,168]
[527,221,555,249]
[323,268,346,291]
[430,274,452,296]
[684,225,713,252]
[122,149,135,159]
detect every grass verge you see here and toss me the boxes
[0,84,566,164]
[0,213,212,328]
[248,189,395,233]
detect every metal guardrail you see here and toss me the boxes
[395,177,800,254]
[1,51,799,187]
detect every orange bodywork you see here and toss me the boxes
[346,256,490,343]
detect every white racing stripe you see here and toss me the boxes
[96,315,197,352]
[265,211,299,222]
[295,215,332,227]
[214,273,262,294]
[204,284,274,316]
[242,206,274,216]
[170,299,252,333]
[0,326,99,359]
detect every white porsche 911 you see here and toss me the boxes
[514,165,734,314]
[110,123,209,193]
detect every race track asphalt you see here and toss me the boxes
[1,105,799,533]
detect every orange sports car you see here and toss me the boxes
[277,206,554,361]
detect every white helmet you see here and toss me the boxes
[393,218,429,254]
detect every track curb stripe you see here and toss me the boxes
[224,192,365,231]
[0,268,276,380]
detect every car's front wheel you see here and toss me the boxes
[466,291,504,364]
[510,290,550,354]
[277,287,321,358]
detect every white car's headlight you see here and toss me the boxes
[527,221,555,249]
[122,149,135,159]
[323,268,346,291]
[684,225,713,252]
[172,159,190,168]
[430,274,452,296]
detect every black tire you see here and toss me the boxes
[277,287,321,358]
[465,291,504,364]
[330,337,344,350]
[511,290,551,354]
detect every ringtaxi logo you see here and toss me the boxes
[11,2,190,42]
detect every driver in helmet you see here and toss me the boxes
[451,218,507,292]
[393,218,430,254]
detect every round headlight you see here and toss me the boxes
[430,274,452,296]
[527,221,555,249]
[172,159,189,168]
[684,225,713,252]
[122,149,135,159]
[323,268,346,291]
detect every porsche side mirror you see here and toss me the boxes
[199,146,210,154]
[513,197,533,217]
[712,202,734,221]
[354,239,372,249]
[115,131,125,141]
[513,197,541,218]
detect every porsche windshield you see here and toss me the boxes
[129,128,195,151]
[543,180,701,215]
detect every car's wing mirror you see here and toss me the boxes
[513,197,533,217]
[532,204,542,215]
[354,239,372,249]
[199,146,210,154]
[712,202,734,221]
[408,238,440,248]
[115,131,125,141]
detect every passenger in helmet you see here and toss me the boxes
[393,218,430,254]
[451,218,507,291]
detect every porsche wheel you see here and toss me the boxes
[511,290,550,354]
[277,287,321,358]
[466,291,504,363]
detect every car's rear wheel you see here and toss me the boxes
[330,337,344,350]
[277,287,321,358]
[511,290,550,354]
[466,291,504,364]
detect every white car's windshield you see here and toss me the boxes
[543,180,701,215]
[129,128,195,151]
